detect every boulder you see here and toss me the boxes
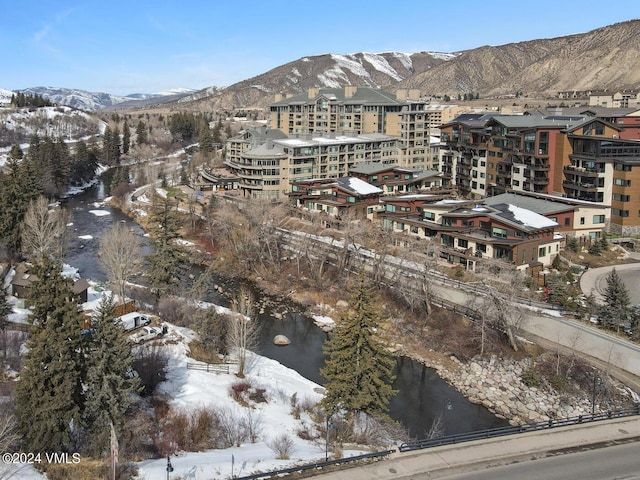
[273,335,291,346]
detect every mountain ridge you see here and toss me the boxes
[5,19,640,111]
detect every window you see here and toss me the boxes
[385,204,396,213]
[458,239,468,248]
[614,178,631,187]
[423,211,435,221]
[346,196,356,203]
[538,247,547,257]
[564,217,571,226]
[613,193,630,202]
[492,227,508,238]
[580,217,585,225]
[612,208,629,217]
[593,215,605,224]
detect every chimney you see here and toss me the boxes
[308,87,319,99]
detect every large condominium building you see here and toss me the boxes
[439,108,640,235]
[268,86,435,170]
[224,130,400,200]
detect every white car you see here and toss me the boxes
[131,326,162,344]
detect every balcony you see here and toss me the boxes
[562,180,597,192]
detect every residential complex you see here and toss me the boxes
[268,86,438,169]
[439,108,640,235]
[224,129,400,200]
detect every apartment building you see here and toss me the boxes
[349,163,449,196]
[379,196,559,272]
[589,90,640,108]
[269,86,434,169]
[439,110,640,235]
[288,177,382,218]
[223,130,400,200]
[483,191,609,240]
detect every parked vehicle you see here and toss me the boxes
[117,312,150,332]
[131,326,162,344]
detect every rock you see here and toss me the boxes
[273,335,291,346]
[336,300,349,308]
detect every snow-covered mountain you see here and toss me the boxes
[16,86,197,111]
[0,87,14,105]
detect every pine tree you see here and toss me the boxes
[15,256,86,453]
[0,287,11,358]
[122,120,131,155]
[146,196,186,299]
[320,279,397,418]
[136,120,148,145]
[598,268,631,331]
[83,295,139,455]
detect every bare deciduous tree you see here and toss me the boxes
[21,196,69,261]
[99,223,141,305]
[228,285,260,378]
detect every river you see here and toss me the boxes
[62,173,508,437]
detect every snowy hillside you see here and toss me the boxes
[0,87,14,105]
[17,86,196,111]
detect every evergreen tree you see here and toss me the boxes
[598,268,631,331]
[0,155,41,256]
[0,287,11,358]
[199,122,214,154]
[146,196,186,299]
[83,295,139,455]
[15,256,86,453]
[320,279,397,418]
[122,120,131,155]
[136,120,148,145]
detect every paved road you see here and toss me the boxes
[431,283,640,384]
[580,260,640,304]
[431,441,640,480]
[310,416,640,480]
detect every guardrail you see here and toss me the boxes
[398,406,640,452]
[235,449,395,480]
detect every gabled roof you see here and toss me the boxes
[563,116,623,134]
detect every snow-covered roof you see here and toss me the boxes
[506,204,558,229]
[336,177,382,195]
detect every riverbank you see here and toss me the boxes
[113,191,636,428]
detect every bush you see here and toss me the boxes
[521,367,542,388]
[266,433,295,460]
[131,346,169,396]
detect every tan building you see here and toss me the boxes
[224,130,400,200]
[269,86,434,169]
[589,90,640,108]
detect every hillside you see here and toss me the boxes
[400,19,640,97]
[176,19,640,111]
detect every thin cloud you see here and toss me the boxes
[32,8,74,45]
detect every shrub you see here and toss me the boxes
[131,346,169,396]
[267,433,295,460]
[521,367,542,388]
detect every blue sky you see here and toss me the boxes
[2,0,639,96]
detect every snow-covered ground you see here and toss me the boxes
[4,277,355,480]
